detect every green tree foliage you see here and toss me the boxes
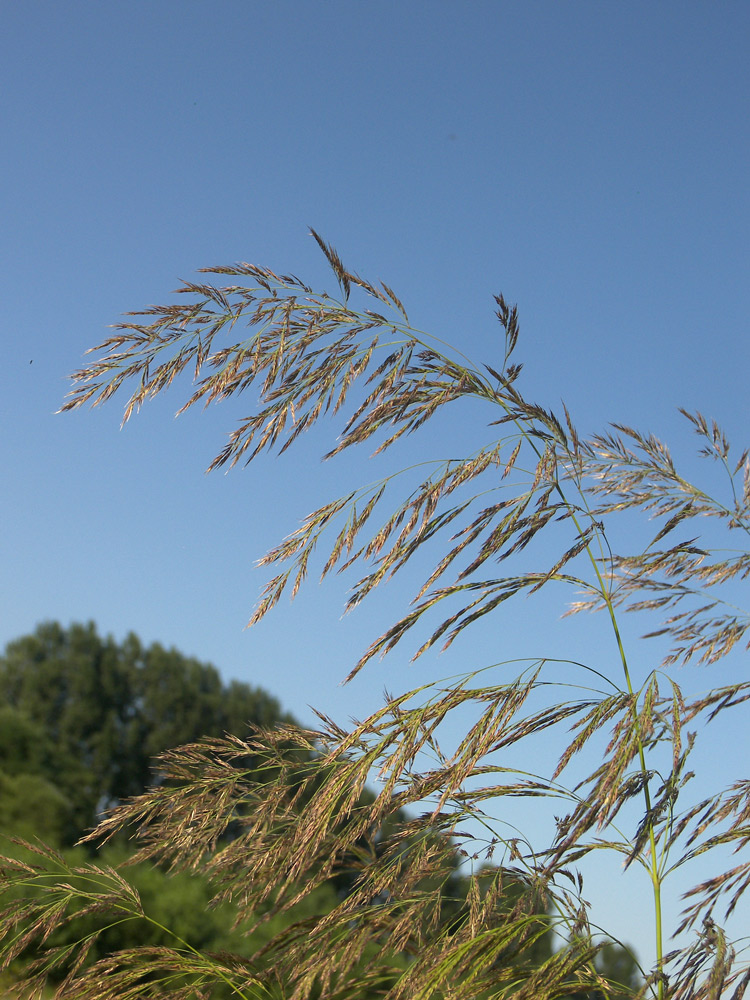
[0,621,293,841]
[6,234,746,997]
[0,706,74,842]
[0,771,72,845]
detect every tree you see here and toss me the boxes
[3,234,749,998]
[0,621,294,841]
[0,770,72,845]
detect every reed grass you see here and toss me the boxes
[2,233,748,998]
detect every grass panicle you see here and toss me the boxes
[3,235,747,998]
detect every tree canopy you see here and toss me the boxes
[0,621,292,841]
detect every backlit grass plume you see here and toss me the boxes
[2,233,747,999]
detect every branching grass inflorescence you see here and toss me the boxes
[2,234,748,998]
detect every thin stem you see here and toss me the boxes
[476,363,668,994]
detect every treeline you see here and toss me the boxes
[0,623,639,997]
[0,621,290,844]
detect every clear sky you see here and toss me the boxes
[3,0,749,973]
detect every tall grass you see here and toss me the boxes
[2,234,748,998]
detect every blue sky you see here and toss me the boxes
[3,0,749,972]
